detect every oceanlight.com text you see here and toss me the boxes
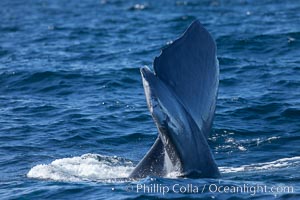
[124,183,294,196]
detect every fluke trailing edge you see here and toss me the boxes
[130,20,220,178]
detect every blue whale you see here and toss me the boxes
[129,20,220,178]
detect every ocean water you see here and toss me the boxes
[0,0,299,199]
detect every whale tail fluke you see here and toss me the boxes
[130,20,220,178]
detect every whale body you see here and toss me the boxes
[129,20,220,178]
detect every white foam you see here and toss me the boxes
[220,156,300,173]
[27,153,134,182]
[237,146,247,151]
[166,171,182,178]
[28,154,300,181]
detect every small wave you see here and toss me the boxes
[281,108,300,118]
[27,154,134,182]
[129,4,149,11]
[220,156,300,173]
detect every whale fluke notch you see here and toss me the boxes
[129,20,220,178]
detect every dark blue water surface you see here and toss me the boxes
[1,0,300,199]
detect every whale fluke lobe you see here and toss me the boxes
[129,20,220,178]
[154,20,219,139]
